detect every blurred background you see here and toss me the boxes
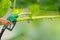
[0,0,60,40]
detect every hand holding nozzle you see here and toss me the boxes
[0,19,10,26]
[0,14,18,39]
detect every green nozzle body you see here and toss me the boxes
[7,14,18,22]
[3,14,18,29]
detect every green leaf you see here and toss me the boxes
[27,4,40,16]
[0,0,10,18]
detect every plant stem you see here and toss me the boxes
[13,0,16,11]
[17,15,60,22]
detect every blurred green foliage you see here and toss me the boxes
[10,0,37,8]
[27,4,40,16]
[10,0,59,11]
[39,0,58,11]
[10,18,60,40]
[0,0,10,18]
